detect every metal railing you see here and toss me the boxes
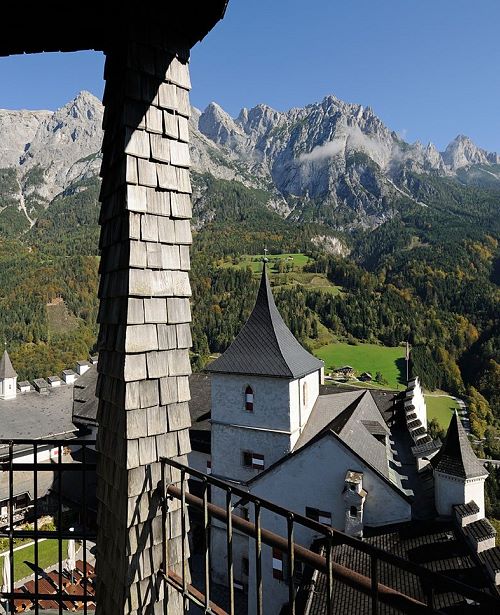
[1,440,499,614]
[160,457,500,615]
[0,439,97,613]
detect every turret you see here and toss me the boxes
[0,350,17,400]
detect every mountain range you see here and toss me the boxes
[1,90,500,240]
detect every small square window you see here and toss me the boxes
[272,548,283,580]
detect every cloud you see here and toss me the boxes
[298,124,391,166]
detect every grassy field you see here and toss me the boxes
[222,252,312,272]
[425,395,460,429]
[315,342,406,390]
[7,539,69,581]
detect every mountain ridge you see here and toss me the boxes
[1,89,499,236]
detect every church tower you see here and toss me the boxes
[207,262,324,484]
[207,262,324,587]
[0,350,17,400]
[434,411,488,517]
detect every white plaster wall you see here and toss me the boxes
[464,477,487,518]
[247,435,411,615]
[288,369,320,438]
[410,379,427,429]
[435,472,466,516]
[211,374,293,431]
[211,423,293,483]
[211,525,249,587]
[0,377,16,399]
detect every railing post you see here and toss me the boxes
[226,488,234,615]
[255,500,263,615]
[370,554,378,615]
[203,477,210,612]
[326,531,334,615]
[287,514,295,615]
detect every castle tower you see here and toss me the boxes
[434,411,488,517]
[0,350,17,400]
[207,263,324,484]
[207,262,324,586]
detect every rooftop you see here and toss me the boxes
[206,264,324,379]
[302,520,496,614]
[0,385,76,456]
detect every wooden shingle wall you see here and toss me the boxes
[95,33,193,615]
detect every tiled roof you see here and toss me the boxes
[433,412,487,479]
[463,519,497,541]
[0,350,17,378]
[454,501,480,518]
[301,521,496,614]
[206,264,323,379]
[480,546,500,572]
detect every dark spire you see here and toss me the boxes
[206,264,324,378]
[433,411,487,479]
[0,349,17,379]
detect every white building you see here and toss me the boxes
[206,264,415,609]
[0,350,18,400]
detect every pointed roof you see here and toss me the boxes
[433,412,487,479]
[0,350,17,379]
[206,263,324,379]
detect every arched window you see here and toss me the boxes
[350,506,358,518]
[245,386,254,412]
[302,382,308,407]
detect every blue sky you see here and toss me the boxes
[1,0,498,152]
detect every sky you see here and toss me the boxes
[0,0,498,152]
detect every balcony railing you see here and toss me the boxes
[0,439,96,613]
[1,438,499,614]
[160,457,500,615]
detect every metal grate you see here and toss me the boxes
[0,439,97,613]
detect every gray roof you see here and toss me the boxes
[0,385,77,456]
[294,391,391,485]
[302,520,496,614]
[206,264,324,379]
[0,350,17,378]
[250,390,411,500]
[72,366,99,426]
[433,412,487,479]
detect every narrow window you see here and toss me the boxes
[350,506,358,518]
[242,557,249,576]
[272,548,284,580]
[302,382,307,407]
[252,453,264,469]
[245,386,254,412]
[242,451,265,469]
[206,459,212,475]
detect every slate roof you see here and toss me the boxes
[72,366,99,426]
[463,519,497,541]
[206,264,324,379]
[433,412,487,479]
[0,350,17,378]
[300,520,497,614]
[0,386,77,457]
[250,390,411,500]
[454,501,480,518]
